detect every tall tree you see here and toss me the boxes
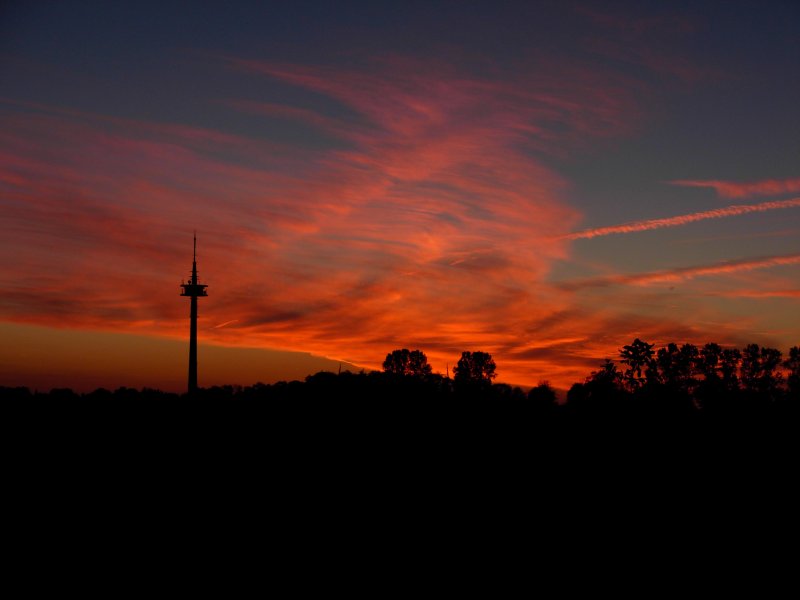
[695,342,727,412]
[741,344,783,398]
[698,343,723,381]
[720,348,742,392]
[655,342,699,394]
[620,338,655,391]
[453,351,496,384]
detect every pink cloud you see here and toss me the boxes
[565,197,800,240]
[669,177,800,199]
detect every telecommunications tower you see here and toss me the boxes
[180,233,208,395]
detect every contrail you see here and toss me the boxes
[627,254,800,285]
[565,197,800,240]
[559,253,800,290]
[213,319,239,329]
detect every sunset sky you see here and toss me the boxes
[1,1,798,392]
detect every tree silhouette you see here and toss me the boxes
[695,343,725,412]
[619,338,655,391]
[720,347,742,392]
[655,342,698,396]
[697,343,723,381]
[382,349,433,377]
[741,344,782,400]
[591,359,622,387]
[784,346,800,400]
[453,351,496,384]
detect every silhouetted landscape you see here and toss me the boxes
[4,4,799,458]
[5,341,798,425]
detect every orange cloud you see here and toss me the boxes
[565,197,800,240]
[669,177,800,198]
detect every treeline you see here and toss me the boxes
[568,340,799,419]
[3,343,798,420]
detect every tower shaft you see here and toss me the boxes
[188,294,198,394]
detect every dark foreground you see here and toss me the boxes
[4,379,796,552]
[3,378,797,453]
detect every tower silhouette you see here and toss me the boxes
[180,233,207,395]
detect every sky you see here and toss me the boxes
[1,1,799,392]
